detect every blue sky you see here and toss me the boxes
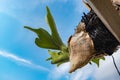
[0,0,120,80]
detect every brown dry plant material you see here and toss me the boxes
[68,22,95,73]
[68,0,120,73]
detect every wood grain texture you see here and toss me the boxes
[88,0,120,42]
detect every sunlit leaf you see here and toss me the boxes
[47,50,69,66]
[46,6,64,48]
[24,26,59,49]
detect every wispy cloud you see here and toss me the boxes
[0,50,50,72]
[48,62,95,80]
[48,62,70,80]
[69,65,95,80]
[0,0,43,27]
[0,50,32,64]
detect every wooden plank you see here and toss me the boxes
[87,0,120,42]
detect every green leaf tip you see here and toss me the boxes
[24,26,35,32]
[46,6,50,14]
[46,6,64,48]
[91,57,105,67]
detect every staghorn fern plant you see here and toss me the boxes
[24,6,69,66]
[24,6,105,73]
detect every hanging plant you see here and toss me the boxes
[24,0,120,73]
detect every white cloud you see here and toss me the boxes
[70,70,82,80]
[48,62,70,80]
[69,64,95,80]
[0,50,50,72]
[0,50,32,64]
[94,48,120,80]
[48,62,95,80]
